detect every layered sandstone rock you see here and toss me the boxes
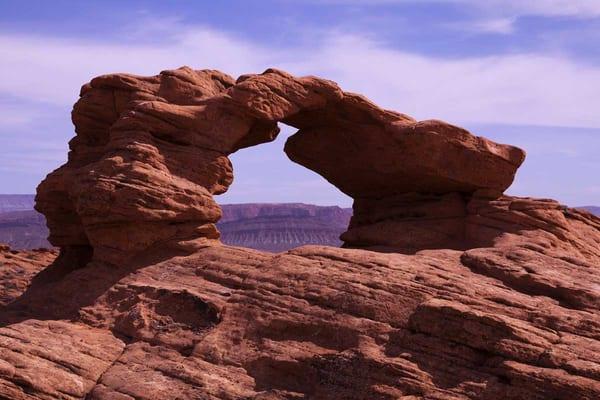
[2,67,596,398]
[0,244,56,306]
[35,67,523,265]
[35,68,238,266]
[0,319,124,399]
[1,206,599,399]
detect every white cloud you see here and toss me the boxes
[0,28,279,106]
[1,23,600,130]
[321,0,600,18]
[288,34,600,128]
[464,17,516,34]
[1,21,599,204]
[474,0,600,18]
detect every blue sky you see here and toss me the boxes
[0,0,599,206]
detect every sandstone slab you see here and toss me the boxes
[0,319,124,399]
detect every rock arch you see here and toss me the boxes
[35,67,525,266]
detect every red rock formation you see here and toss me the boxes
[1,67,597,399]
[35,68,242,266]
[35,67,524,265]
[2,204,599,398]
[0,318,124,399]
[0,244,56,306]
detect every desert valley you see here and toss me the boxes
[0,197,352,252]
[1,196,598,253]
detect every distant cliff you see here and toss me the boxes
[218,203,352,252]
[581,206,600,216]
[0,194,35,213]
[0,210,50,249]
[1,195,597,252]
[0,199,351,251]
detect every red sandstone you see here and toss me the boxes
[0,67,597,399]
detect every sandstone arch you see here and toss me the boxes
[35,67,525,266]
[7,67,600,399]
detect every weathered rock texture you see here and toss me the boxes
[35,67,524,266]
[0,67,598,399]
[0,319,124,399]
[0,204,350,252]
[2,204,600,399]
[35,68,242,266]
[0,244,56,306]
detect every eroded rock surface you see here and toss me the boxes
[35,67,524,265]
[0,244,56,306]
[0,319,124,399]
[1,67,598,399]
[2,205,599,399]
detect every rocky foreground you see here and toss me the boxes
[1,67,599,399]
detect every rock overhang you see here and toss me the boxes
[35,66,526,265]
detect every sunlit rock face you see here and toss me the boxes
[13,66,599,399]
[35,67,524,265]
[35,68,273,266]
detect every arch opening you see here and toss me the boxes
[216,123,352,252]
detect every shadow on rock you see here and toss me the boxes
[0,242,196,327]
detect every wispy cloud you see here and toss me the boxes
[1,19,599,204]
[321,0,600,18]
[1,23,600,128]
[463,17,516,35]
[471,0,600,18]
[292,34,600,128]
[0,28,280,106]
